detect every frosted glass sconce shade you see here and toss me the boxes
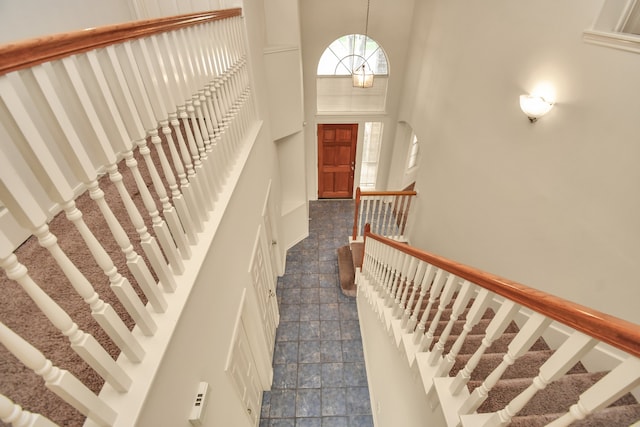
[519,94,554,123]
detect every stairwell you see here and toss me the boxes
[356,231,640,427]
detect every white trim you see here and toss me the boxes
[316,111,389,117]
[583,29,640,53]
[263,45,299,55]
[584,0,640,52]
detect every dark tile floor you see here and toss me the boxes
[260,200,374,427]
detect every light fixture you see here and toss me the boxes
[352,63,374,88]
[352,0,374,88]
[519,94,554,123]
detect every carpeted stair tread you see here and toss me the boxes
[509,403,640,427]
[433,318,519,338]
[470,371,616,416]
[337,245,356,297]
[442,332,549,356]
[409,301,495,331]
[350,241,364,269]
[449,350,555,380]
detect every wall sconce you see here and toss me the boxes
[519,94,554,123]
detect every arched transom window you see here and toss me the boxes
[316,34,389,113]
[317,34,388,76]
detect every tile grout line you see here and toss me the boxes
[260,200,373,427]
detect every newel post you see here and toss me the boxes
[352,187,362,240]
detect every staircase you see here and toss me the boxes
[0,9,265,426]
[356,230,640,427]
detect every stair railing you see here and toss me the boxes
[352,186,418,242]
[359,228,640,427]
[0,8,260,427]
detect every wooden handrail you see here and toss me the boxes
[364,230,640,358]
[352,187,419,240]
[359,190,418,197]
[0,8,242,75]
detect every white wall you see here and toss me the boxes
[129,0,242,20]
[136,125,280,427]
[394,0,640,324]
[357,291,441,427]
[299,0,416,198]
[0,0,134,44]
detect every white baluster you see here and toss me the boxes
[458,312,552,414]
[401,260,426,328]
[0,249,131,393]
[379,197,389,236]
[155,31,206,232]
[129,36,193,265]
[144,35,197,247]
[394,256,418,318]
[405,263,436,332]
[84,48,194,261]
[383,248,402,305]
[177,99,215,213]
[418,273,459,352]
[125,145,190,269]
[87,182,167,313]
[547,357,640,427]
[62,201,157,336]
[482,332,597,426]
[112,42,186,282]
[365,239,383,297]
[5,67,158,334]
[382,196,393,237]
[413,268,448,345]
[0,321,116,427]
[364,198,372,235]
[169,110,206,235]
[387,251,407,308]
[169,29,216,215]
[53,54,179,291]
[175,27,221,199]
[369,198,379,235]
[187,98,219,197]
[0,393,59,427]
[107,162,177,293]
[450,300,520,395]
[149,127,194,261]
[370,240,386,302]
[389,249,407,304]
[428,280,476,365]
[181,24,227,205]
[34,223,145,362]
[0,156,144,363]
[435,288,492,377]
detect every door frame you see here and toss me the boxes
[317,123,359,199]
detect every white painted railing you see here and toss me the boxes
[351,187,417,242]
[0,9,259,426]
[357,230,640,427]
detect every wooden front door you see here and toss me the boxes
[317,123,358,199]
